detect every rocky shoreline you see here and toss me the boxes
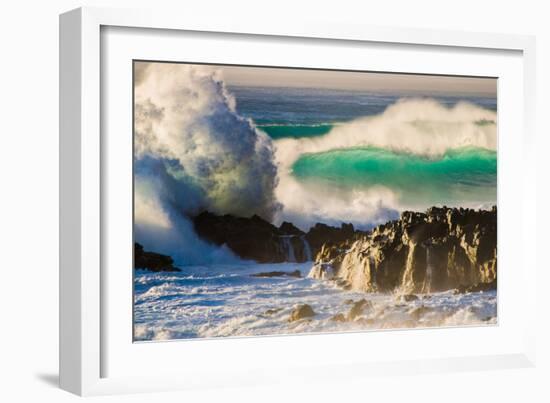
[309,206,497,294]
[135,206,497,297]
[193,211,362,263]
[134,243,181,272]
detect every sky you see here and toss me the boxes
[218,64,496,96]
[135,61,497,96]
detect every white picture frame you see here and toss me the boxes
[60,6,537,396]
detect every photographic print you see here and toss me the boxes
[133,61,497,341]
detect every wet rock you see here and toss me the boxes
[134,243,181,272]
[305,222,364,256]
[193,211,366,264]
[348,299,372,320]
[330,313,347,322]
[279,221,304,236]
[453,279,497,294]
[307,263,334,280]
[264,308,283,316]
[193,212,290,263]
[252,270,301,278]
[312,206,497,294]
[401,294,419,302]
[288,304,315,322]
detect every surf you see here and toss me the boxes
[291,146,497,207]
[273,98,497,227]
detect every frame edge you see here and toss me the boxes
[59,7,83,396]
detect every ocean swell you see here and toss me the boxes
[273,99,497,228]
[292,146,497,207]
[274,98,497,168]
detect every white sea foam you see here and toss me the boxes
[273,99,496,229]
[134,63,280,264]
[274,98,496,168]
[134,263,496,341]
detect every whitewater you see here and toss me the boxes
[133,63,498,340]
[134,263,497,341]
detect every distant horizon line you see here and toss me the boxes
[226,83,497,98]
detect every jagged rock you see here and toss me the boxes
[194,211,359,263]
[307,263,335,280]
[279,221,304,236]
[193,212,289,263]
[330,313,347,322]
[308,206,497,294]
[134,243,181,272]
[288,304,315,322]
[305,222,360,255]
[348,299,372,320]
[251,270,301,278]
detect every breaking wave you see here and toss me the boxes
[134,64,497,260]
[273,99,497,228]
[133,63,279,264]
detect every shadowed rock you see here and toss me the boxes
[251,270,301,278]
[193,211,366,263]
[134,243,181,272]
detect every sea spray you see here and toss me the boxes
[274,99,497,228]
[133,62,280,264]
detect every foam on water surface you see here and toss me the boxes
[134,263,497,341]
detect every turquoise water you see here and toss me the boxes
[258,123,334,139]
[292,146,497,206]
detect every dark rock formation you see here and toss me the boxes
[304,222,359,256]
[134,243,181,272]
[453,278,497,294]
[193,211,365,263]
[251,270,301,278]
[309,206,497,294]
[288,304,315,322]
[279,221,304,236]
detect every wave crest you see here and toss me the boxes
[273,99,497,229]
[134,63,280,264]
[274,98,496,169]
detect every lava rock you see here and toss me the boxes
[251,270,301,278]
[134,243,181,272]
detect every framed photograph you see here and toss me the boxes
[60,7,537,396]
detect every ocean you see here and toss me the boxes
[234,86,497,217]
[134,263,497,341]
[134,85,498,341]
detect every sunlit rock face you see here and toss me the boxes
[309,206,497,294]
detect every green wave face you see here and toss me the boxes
[258,124,334,139]
[291,146,497,207]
